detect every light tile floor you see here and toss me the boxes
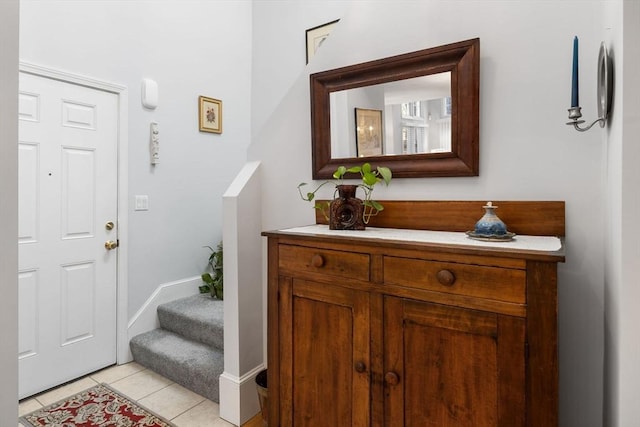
[18,362,235,427]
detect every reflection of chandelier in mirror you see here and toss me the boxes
[356,122,374,135]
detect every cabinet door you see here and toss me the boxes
[278,277,371,426]
[384,297,525,427]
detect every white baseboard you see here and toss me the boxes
[219,364,265,426]
[122,276,201,362]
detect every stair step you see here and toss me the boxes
[157,294,223,350]
[130,328,224,402]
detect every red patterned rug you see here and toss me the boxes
[20,383,175,427]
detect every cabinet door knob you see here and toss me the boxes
[311,254,325,268]
[436,269,456,286]
[354,361,366,373]
[384,371,400,385]
[385,371,400,385]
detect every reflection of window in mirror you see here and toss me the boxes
[401,126,427,154]
[401,101,422,119]
[400,101,427,154]
[442,96,452,117]
[434,96,452,152]
[397,97,454,154]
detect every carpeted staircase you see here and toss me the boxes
[130,294,224,402]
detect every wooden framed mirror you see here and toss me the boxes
[310,38,479,179]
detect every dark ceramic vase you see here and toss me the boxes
[329,185,365,230]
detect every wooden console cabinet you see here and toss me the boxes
[263,201,565,427]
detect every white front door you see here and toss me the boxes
[18,72,119,398]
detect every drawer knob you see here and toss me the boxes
[385,371,400,385]
[311,254,325,268]
[354,361,366,373]
[436,269,456,286]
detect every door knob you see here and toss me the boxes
[105,240,118,250]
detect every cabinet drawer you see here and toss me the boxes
[383,256,525,304]
[279,244,370,282]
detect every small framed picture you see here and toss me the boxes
[199,96,222,134]
[355,108,383,157]
[305,19,339,64]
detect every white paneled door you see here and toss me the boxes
[18,72,119,398]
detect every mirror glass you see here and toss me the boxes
[330,72,452,158]
[310,38,479,179]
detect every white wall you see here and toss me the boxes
[221,161,264,425]
[251,0,348,140]
[617,2,640,423]
[249,1,610,426]
[604,0,640,426]
[19,1,253,318]
[0,0,19,422]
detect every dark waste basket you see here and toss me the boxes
[255,369,268,426]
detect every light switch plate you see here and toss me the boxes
[135,195,149,211]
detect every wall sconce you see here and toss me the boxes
[567,39,613,132]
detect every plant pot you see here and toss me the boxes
[255,369,268,426]
[329,185,365,230]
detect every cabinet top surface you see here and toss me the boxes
[263,224,564,260]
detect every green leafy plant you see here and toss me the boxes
[298,163,392,224]
[199,242,223,300]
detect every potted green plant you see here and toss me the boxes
[199,242,223,299]
[298,163,392,230]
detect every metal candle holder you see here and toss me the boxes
[567,42,613,132]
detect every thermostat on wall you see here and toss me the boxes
[141,78,158,109]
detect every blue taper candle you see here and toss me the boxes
[572,36,579,107]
